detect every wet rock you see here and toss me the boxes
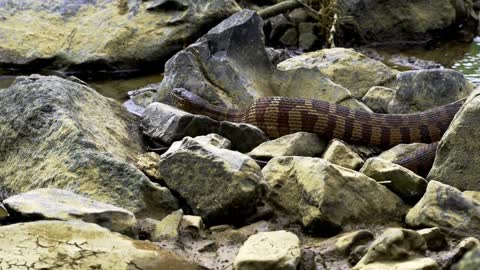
[379,143,429,163]
[417,227,447,251]
[0,0,240,72]
[262,157,407,232]
[353,228,439,270]
[277,48,398,99]
[0,75,178,218]
[141,102,268,153]
[3,189,136,235]
[234,230,301,270]
[406,181,480,236]
[428,90,480,190]
[151,210,184,242]
[158,137,266,225]
[452,247,480,270]
[248,132,326,159]
[0,220,204,270]
[388,69,474,113]
[361,86,396,113]
[336,0,478,46]
[388,55,443,70]
[322,139,364,170]
[157,10,274,109]
[335,230,375,255]
[360,158,427,204]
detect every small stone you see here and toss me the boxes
[3,188,136,235]
[335,230,375,255]
[234,230,301,270]
[136,152,162,179]
[360,158,427,204]
[417,227,447,251]
[151,209,184,242]
[181,215,205,231]
[322,139,364,170]
[361,86,396,113]
[248,132,326,159]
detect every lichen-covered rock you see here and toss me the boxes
[151,210,184,242]
[336,0,478,46]
[262,157,407,232]
[233,230,301,270]
[427,89,480,190]
[248,132,326,159]
[3,189,136,235]
[277,48,398,99]
[0,220,205,270]
[388,69,474,113]
[157,10,274,109]
[0,75,178,218]
[0,0,240,72]
[353,228,439,270]
[406,181,480,236]
[362,86,396,113]
[360,158,427,204]
[141,102,267,153]
[322,139,364,170]
[417,227,447,251]
[379,143,429,163]
[158,137,266,225]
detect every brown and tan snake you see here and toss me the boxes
[171,88,465,176]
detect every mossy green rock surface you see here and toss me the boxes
[0,0,240,71]
[0,75,178,218]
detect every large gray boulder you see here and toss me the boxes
[428,89,480,190]
[0,220,205,270]
[336,0,478,46]
[0,75,178,218]
[262,156,407,232]
[388,69,474,113]
[0,0,240,72]
[157,9,274,109]
[158,137,266,225]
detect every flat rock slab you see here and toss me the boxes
[3,188,136,235]
[0,0,240,71]
[0,220,205,270]
[0,75,178,218]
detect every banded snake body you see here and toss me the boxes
[171,88,465,176]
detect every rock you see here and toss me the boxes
[463,191,480,202]
[280,28,298,47]
[322,139,364,170]
[277,48,398,99]
[3,189,136,235]
[193,134,232,149]
[336,0,478,46]
[233,230,301,270]
[360,158,427,204]
[446,237,480,269]
[0,75,178,218]
[379,143,429,163]
[123,86,158,116]
[182,215,205,231]
[157,10,274,109]
[0,0,240,72]
[158,137,266,225]
[151,210,184,242]
[265,47,291,66]
[353,228,439,270]
[265,14,293,42]
[0,203,8,219]
[0,220,204,270]
[262,157,407,232]
[417,227,447,251]
[406,181,480,236]
[452,247,480,270]
[388,55,443,70]
[361,86,396,113]
[335,230,375,255]
[388,69,474,113]
[136,152,162,180]
[141,102,268,153]
[248,132,326,159]
[298,23,319,51]
[427,90,480,190]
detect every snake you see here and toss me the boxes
[171,88,465,176]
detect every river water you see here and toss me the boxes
[2,38,480,101]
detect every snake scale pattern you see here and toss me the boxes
[171,88,464,176]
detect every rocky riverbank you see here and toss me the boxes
[2,1,480,269]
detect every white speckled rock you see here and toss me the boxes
[234,230,301,270]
